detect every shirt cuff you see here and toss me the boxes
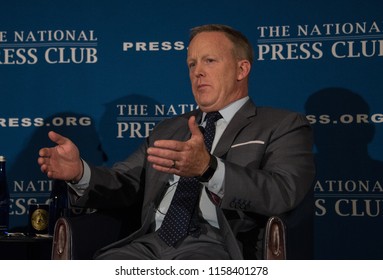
[205,157,225,198]
[66,159,91,196]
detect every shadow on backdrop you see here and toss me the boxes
[8,112,106,231]
[97,94,167,234]
[98,94,164,166]
[305,87,383,259]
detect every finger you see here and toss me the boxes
[37,156,47,166]
[188,115,202,137]
[147,154,177,168]
[152,163,180,175]
[48,131,69,146]
[40,164,51,175]
[46,170,55,179]
[38,147,51,157]
[151,140,184,151]
[40,166,46,175]
[39,159,51,175]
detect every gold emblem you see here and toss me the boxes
[31,208,49,231]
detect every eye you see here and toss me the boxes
[188,61,195,69]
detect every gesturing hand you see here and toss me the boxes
[147,116,211,177]
[37,131,84,182]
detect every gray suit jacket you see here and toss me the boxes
[73,98,315,259]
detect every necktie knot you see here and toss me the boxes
[205,111,222,124]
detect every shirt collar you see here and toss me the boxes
[201,96,249,124]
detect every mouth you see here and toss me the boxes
[197,83,210,91]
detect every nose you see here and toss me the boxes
[192,63,205,78]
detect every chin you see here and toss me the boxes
[198,105,217,113]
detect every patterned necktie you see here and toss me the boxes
[157,111,222,246]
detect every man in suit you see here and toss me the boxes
[38,24,315,259]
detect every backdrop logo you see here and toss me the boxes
[0,29,98,65]
[314,179,383,217]
[10,180,53,216]
[116,103,196,138]
[122,41,185,52]
[306,113,383,124]
[256,20,383,61]
[0,115,92,128]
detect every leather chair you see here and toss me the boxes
[51,189,313,260]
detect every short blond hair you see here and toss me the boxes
[189,24,254,65]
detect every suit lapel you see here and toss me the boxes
[213,100,257,158]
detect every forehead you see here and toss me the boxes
[187,31,234,58]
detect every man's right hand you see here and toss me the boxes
[38,131,83,182]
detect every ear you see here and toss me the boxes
[237,60,251,81]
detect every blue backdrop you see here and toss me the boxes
[1,0,382,259]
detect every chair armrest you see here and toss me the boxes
[51,211,125,260]
[263,216,286,260]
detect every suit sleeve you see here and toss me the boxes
[220,112,315,216]
[71,140,148,209]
